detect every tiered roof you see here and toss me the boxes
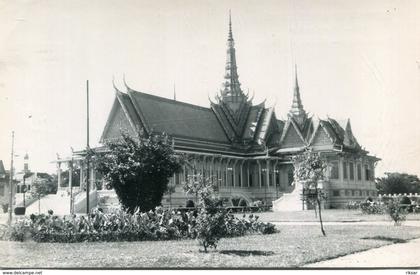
[101,14,373,159]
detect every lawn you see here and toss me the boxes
[241,209,420,223]
[1,224,420,268]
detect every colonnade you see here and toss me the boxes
[55,157,99,192]
[169,153,290,204]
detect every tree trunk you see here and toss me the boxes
[38,195,41,213]
[317,196,326,236]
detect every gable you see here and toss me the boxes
[281,123,306,148]
[102,101,137,141]
[241,105,264,140]
[311,126,333,147]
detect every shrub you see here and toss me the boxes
[3,206,276,243]
[94,132,182,213]
[346,201,361,210]
[386,198,408,226]
[360,202,386,215]
[194,208,226,251]
[2,203,8,213]
[182,174,278,252]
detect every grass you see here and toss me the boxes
[1,224,420,268]
[240,209,420,223]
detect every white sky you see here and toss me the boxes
[0,0,419,177]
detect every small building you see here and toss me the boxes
[0,160,9,207]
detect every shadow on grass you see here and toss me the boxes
[219,250,275,257]
[361,236,407,243]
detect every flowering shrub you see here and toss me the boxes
[183,174,278,252]
[386,198,408,226]
[2,206,276,243]
[346,201,361,210]
[360,202,386,215]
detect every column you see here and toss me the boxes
[182,164,186,184]
[231,159,235,187]
[57,162,62,189]
[90,167,96,190]
[240,160,244,188]
[68,161,73,190]
[246,161,250,187]
[210,156,215,184]
[257,160,262,188]
[79,160,84,190]
[219,158,224,186]
[201,155,206,177]
[272,160,277,188]
[193,156,198,175]
[266,159,270,187]
[225,158,231,187]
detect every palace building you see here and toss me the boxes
[55,16,379,212]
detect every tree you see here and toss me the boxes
[95,132,182,213]
[184,174,226,252]
[31,178,51,213]
[292,149,328,236]
[376,172,420,195]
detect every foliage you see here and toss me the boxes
[94,132,182,213]
[2,206,275,243]
[224,213,276,236]
[360,201,386,215]
[184,174,226,252]
[2,203,8,213]
[376,172,420,195]
[292,149,327,236]
[31,178,52,199]
[386,198,408,226]
[346,201,361,210]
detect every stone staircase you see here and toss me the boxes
[97,190,120,212]
[272,183,303,211]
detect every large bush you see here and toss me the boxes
[386,198,408,226]
[183,174,228,252]
[360,202,386,215]
[94,132,182,213]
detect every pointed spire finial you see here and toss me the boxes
[173,83,176,101]
[229,10,232,39]
[217,11,246,111]
[289,64,307,127]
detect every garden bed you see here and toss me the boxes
[1,224,420,268]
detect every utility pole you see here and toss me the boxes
[69,156,73,215]
[86,80,90,216]
[8,131,15,227]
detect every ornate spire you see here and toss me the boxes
[289,65,307,126]
[220,11,246,110]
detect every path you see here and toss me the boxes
[306,237,420,268]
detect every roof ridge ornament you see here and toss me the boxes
[288,64,307,128]
[112,75,121,93]
[217,12,247,109]
[123,74,131,92]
